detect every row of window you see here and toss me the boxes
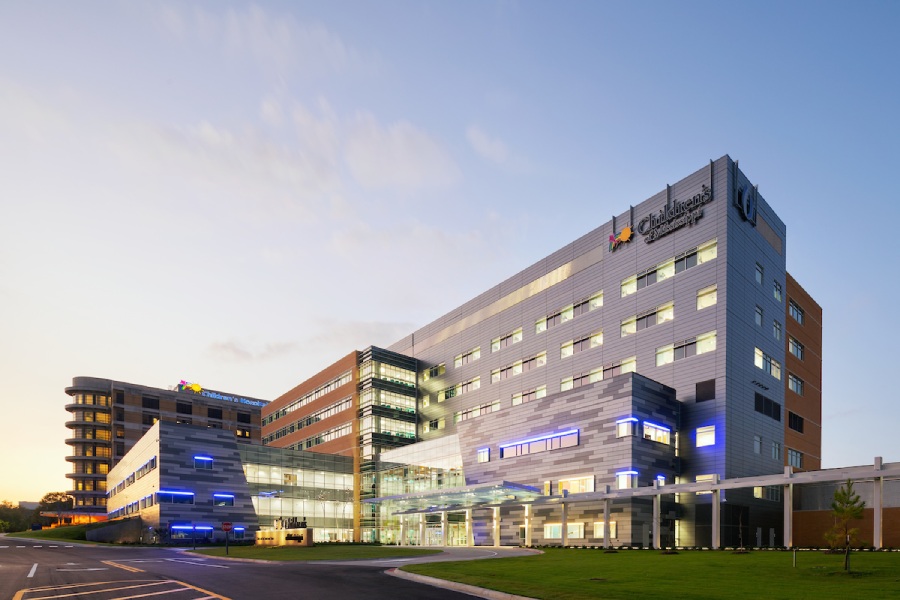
[491,352,547,382]
[621,303,674,336]
[290,422,353,451]
[615,418,671,445]
[561,358,636,392]
[266,371,353,424]
[536,291,604,334]
[753,435,783,461]
[754,263,784,304]
[656,332,716,366]
[512,385,547,406]
[438,377,481,401]
[561,332,603,358]
[542,521,617,540]
[754,347,781,380]
[621,239,717,297]
[500,429,579,459]
[109,456,158,499]
[454,400,501,424]
[755,393,781,422]
[262,396,352,444]
[455,346,481,367]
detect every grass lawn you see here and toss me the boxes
[4,525,94,542]
[403,548,900,600]
[192,544,443,561]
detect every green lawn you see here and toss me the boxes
[192,544,442,561]
[4,525,92,542]
[403,548,900,600]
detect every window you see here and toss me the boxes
[477,448,490,463]
[561,331,603,358]
[454,400,501,423]
[754,435,762,454]
[454,347,481,368]
[593,521,617,539]
[543,523,585,539]
[561,367,603,391]
[438,377,480,401]
[773,320,782,341]
[156,491,194,505]
[772,442,782,461]
[194,456,214,469]
[616,470,638,489]
[774,281,783,302]
[788,448,804,468]
[754,348,781,380]
[657,331,716,366]
[789,337,805,359]
[754,486,782,502]
[696,379,716,402]
[500,429,579,458]
[213,493,234,507]
[696,425,715,447]
[789,300,805,324]
[621,240,717,297]
[754,393,781,421]
[512,385,546,406]
[697,285,717,310]
[536,304,574,333]
[559,476,594,495]
[492,328,523,352]
[755,263,764,285]
[422,364,446,381]
[616,418,637,438]
[142,413,158,426]
[492,353,546,382]
[788,374,804,396]
[142,396,159,410]
[755,306,763,327]
[177,402,192,415]
[643,421,670,444]
[208,407,223,420]
[788,411,805,433]
[621,303,674,337]
[423,418,445,433]
[237,412,251,424]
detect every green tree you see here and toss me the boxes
[0,501,32,532]
[824,479,866,571]
[34,492,73,527]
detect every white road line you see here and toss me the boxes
[0,545,8,548]
[164,558,229,568]
[65,545,74,548]
[49,545,58,548]
[16,546,25,548]
[27,563,37,578]
[57,567,109,571]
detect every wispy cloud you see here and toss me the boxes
[209,339,300,362]
[466,125,509,164]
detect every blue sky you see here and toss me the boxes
[1,1,898,502]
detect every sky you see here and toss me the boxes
[1,1,898,503]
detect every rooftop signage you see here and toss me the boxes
[608,225,633,252]
[176,380,267,407]
[636,184,713,243]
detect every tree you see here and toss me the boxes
[0,501,33,532]
[34,492,73,527]
[824,479,866,571]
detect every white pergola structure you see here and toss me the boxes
[372,458,899,549]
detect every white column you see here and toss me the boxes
[441,511,447,547]
[874,456,884,550]
[603,496,611,549]
[492,507,500,547]
[652,479,661,549]
[561,502,568,546]
[783,466,793,549]
[524,504,533,547]
[400,517,406,546]
[711,489,720,549]
[465,509,474,547]
[418,514,425,546]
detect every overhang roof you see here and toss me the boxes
[364,480,542,515]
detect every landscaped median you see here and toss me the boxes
[400,548,900,600]
[191,544,442,561]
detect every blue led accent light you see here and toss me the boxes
[159,490,195,496]
[171,525,194,530]
[213,493,235,498]
[656,475,667,482]
[644,421,671,432]
[193,455,214,461]
[615,417,638,424]
[616,470,638,476]
[499,429,579,449]
[194,526,214,531]
[234,527,245,531]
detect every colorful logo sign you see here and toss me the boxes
[178,380,203,394]
[734,185,757,226]
[637,184,713,243]
[608,225,633,252]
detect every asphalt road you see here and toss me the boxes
[0,537,531,600]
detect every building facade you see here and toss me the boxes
[65,376,268,512]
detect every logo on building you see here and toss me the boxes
[734,185,757,226]
[637,184,713,243]
[178,380,203,393]
[608,225,633,252]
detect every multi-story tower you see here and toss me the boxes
[65,376,268,512]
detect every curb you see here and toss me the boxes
[387,568,538,600]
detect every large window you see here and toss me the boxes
[491,353,546,383]
[561,367,603,392]
[561,331,603,358]
[156,491,194,505]
[696,426,715,447]
[616,417,637,438]
[789,337,805,359]
[194,456,214,470]
[621,303,674,337]
[642,421,671,444]
[559,476,594,495]
[788,374,804,396]
[492,328,523,352]
[789,300,805,324]
[500,429,579,459]
[439,377,481,401]
[593,521,618,539]
[454,400,501,423]
[697,285,717,310]
[454,347,481,368]
[788,448,804,468]
[621,240,717,297]
[544,523,584,540]
[616,470,638,489]
[788,411,805,433]
[755,393,781,421]
[754,348,781,380]
[476,448,490,463]
[512,386,546,406]
[656,331,716,366]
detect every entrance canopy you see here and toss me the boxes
[365,480,542,515]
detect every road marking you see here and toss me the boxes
[102,560,145,573]
[176,580,231,599]
[0,545,8,548]
[164,558,229,568]
[64,546,73,548]
[32,546,41,549]
[56,567,109,571]
[13,580,231,600]
[49,546,58,548]
[27,563,37,578]
[17,546,26,548]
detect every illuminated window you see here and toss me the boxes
[512,385,546,406]
[492,353,546,382]
[616,418,637,438]
[477,448,490,463]
[697,285,717,310]
[543,523,585,539]
[492,328,523,352]
[156,491,194,505]
[696,426,715,447]
[656,332,716,367]
[616,470,638,489]
[593,521,617,539]
[454,347,481,368]
[696,474,717,495]
[754,347,781,379]
[194,456,214,470]
[536,304,575,333]
[559,476,594,494]
[422,364,445,380]
[621,303,674,337]
[561,332,602,358]
[500,429,579,459]
[642,422,670,444]
[213,493,234,507]
[561,367,603,392]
